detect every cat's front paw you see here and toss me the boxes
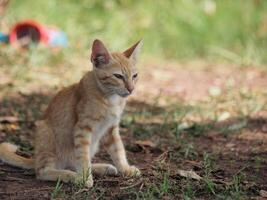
[85,178,94,188]
[75,174,94,188]
[120,165,141,177]
[105,164,118,176]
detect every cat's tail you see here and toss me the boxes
[0,142,34,169]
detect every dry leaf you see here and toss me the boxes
[209,86,221,96]
[218,111,230,121]
[135,140,156,148]
[7,124,20,131]
[177,169,202,181]
[260,190,267,198]
[0,116,19,123]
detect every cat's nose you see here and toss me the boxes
[126,84,134,94]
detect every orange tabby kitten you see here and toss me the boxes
[0,39,142,187]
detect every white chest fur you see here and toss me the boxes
[108,94,124,118]
[90,94,124,157]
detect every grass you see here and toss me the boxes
[203,152,217,195]
[1,0,267,65]
[1,80,266,199]
[51,179,63,200]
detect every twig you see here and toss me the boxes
[3,176,26,182]
[211,178,231,186]
[120,180,143,190]
[0,187,54,194]
[74,188,90,195]
[96,178,119,182]
[0,168,25,173]
[139,183,144,191]
[156,150,169,162]
[0,116,34,123]
[21,187,54,193]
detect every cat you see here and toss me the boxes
[0,39,142,187]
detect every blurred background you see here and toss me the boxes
[2,0,267,65]
[1,0,267,97]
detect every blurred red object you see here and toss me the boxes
[9,20,49,47]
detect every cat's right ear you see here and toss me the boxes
[91,39,111,68]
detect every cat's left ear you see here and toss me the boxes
[123,40,143,64]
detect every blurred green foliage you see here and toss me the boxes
[3,0,267,65]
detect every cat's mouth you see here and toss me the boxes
[119,94,130,98]
[118,92,131,98]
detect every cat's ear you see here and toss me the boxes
[123,40,143,64]
[91,39,111,68]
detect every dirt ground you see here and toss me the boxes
[0,62,267,199]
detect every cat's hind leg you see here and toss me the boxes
[37,168,77,183]
[35,121,78,183]
[36,154,77,183]
[92,163,118,176]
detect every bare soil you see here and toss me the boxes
[0,63,267,199]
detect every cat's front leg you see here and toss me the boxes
[74,123,94,187]
[104,125,141,177]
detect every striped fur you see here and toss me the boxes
[0,39,142,187]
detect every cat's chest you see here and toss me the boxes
[92,95,124,141]
[106,94,125,121]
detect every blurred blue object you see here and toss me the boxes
[0,32,9,43]
[47,29,68,47]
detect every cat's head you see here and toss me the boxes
[90,39,142,97]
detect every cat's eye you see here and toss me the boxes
[133,73,138,79]
[113,73,124,79]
